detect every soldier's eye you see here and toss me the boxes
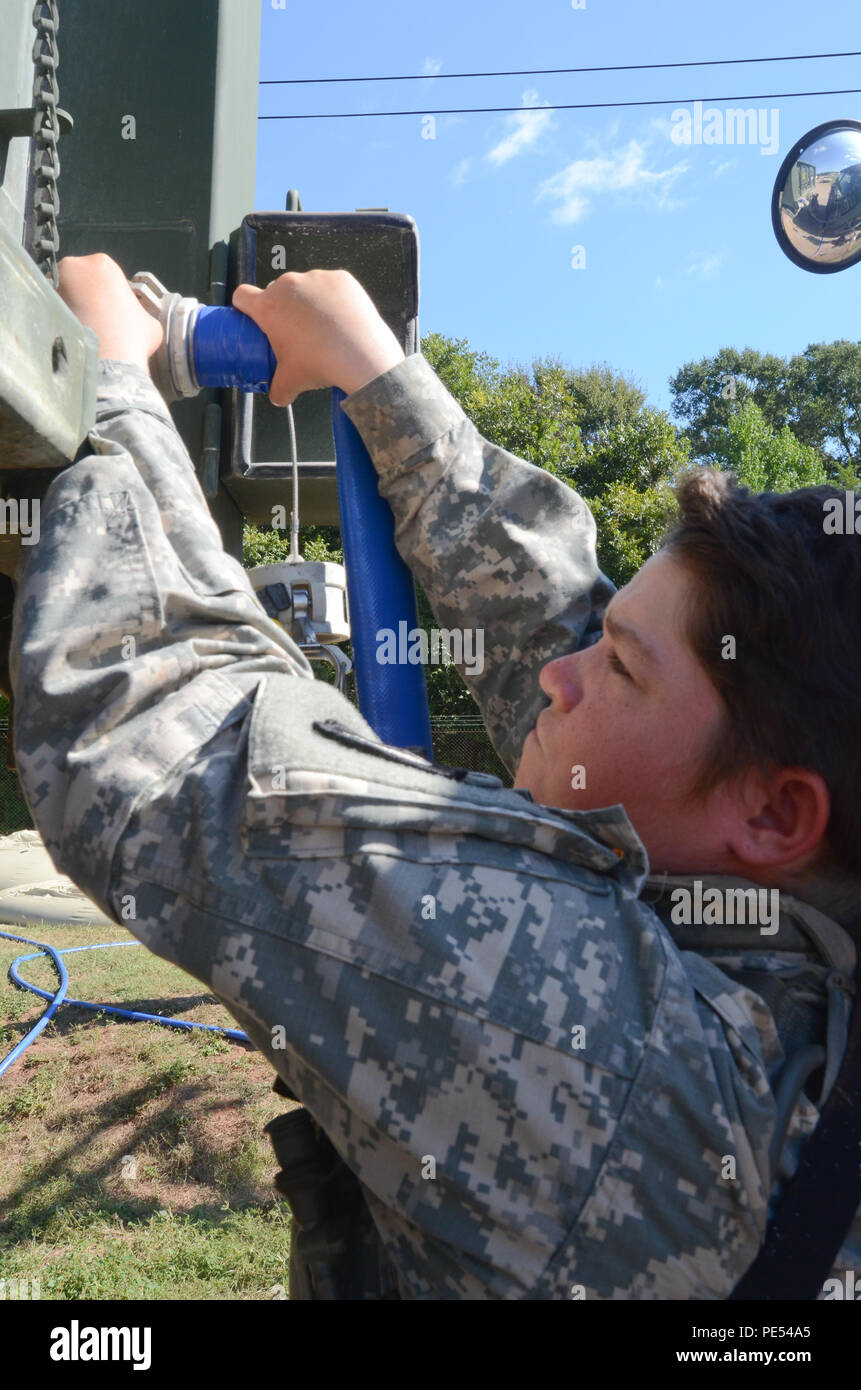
[607,649,632,680]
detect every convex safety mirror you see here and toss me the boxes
[773,119,861,273]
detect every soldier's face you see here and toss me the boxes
[515,549,729,873]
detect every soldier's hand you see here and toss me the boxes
[232,269,404,406]
[57,254,164,370]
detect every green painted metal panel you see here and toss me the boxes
[0,3,98,475]
[55,0,261,554]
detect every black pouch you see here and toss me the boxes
[265,1077,403,1301]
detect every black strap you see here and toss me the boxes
[730,955,861,1300]
[265,1078,403,1301]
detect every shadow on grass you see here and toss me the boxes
[0,1071,280,1244]
[0,1024,279,1250]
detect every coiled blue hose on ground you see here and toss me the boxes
[0,929,248,1077]
[0,928,69,1077]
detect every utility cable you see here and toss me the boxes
[259,86,861,121]
[260,50,861,87]
[286,403,301,564]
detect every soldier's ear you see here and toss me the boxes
[730,766,831,872]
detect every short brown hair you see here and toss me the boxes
[663,469,861,875]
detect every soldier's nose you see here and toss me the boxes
[539,652,581,712]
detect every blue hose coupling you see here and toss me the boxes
[191,306,277,394]
[130,271,276,401]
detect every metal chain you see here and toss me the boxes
[30,0,61,288]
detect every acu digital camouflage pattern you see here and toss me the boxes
[10,353,859,1299]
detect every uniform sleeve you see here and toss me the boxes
[341,355,615,774]
[10,359,313,904]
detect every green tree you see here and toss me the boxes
[424,332,691,592]
[571,407,690,499]
[787,341,861,481]
[422,334,585,480]
[589,480,679,588]
[560,362,646,446]
[670,341,861,482]
[669,347,790,459]
[709,398,827,493]
[242,523,342,570]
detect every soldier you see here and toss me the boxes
[8,253,859,1299]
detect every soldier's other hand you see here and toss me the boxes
[57,254,164,371]
[232,269,404,406]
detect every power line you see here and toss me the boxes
[259,50,861,87]
[259,87,861,121]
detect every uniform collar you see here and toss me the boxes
[642,870,858,974]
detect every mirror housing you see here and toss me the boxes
[772,119,861,273]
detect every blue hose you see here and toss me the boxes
[0,928,69,1077]
[191,306,277,393]
[188,306,434,756]
[332,388,433,758]
[0,929,248,1077]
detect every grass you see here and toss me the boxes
[0,919,295,1300]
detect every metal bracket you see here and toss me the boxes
[252,565,353,693]
[199,402,221,499]
[0,218,97,469]
[0,107,72,203]
[129,270,199,402]
[291,586,352,690]
[0,108,73,137]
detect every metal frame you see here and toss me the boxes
[223,210,419,528]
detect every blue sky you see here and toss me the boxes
[256,0,860,414]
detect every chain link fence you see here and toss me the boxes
[0,713,511,837]
[430,717,511,784]
[0,724,32,833]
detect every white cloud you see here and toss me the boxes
[452,157,472,186]
[422,57,443,77]
[647,113,676,143]
[486,89,553,166]
[581,118,623,153]
[685,251,726,279]
[536,140,688,223]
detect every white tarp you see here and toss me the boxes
[0,829,113,928]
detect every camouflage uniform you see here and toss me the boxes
[10,354,858,1299]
